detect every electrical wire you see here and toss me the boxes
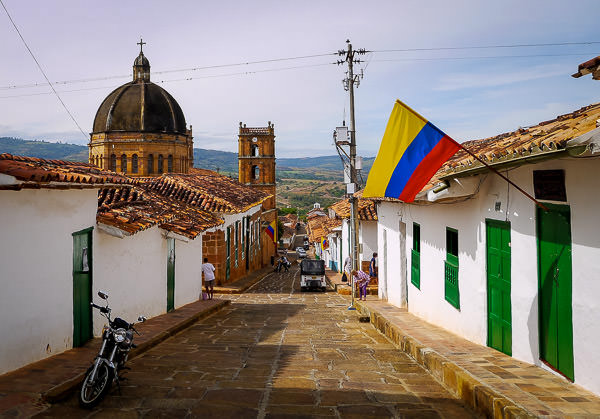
[0,0,88,139]
[3,41,598,91]
[0,62,335,99]
[0,53,337,91]
[370,52,594,63]
[371,41,600,53]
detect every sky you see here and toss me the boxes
[1,0,599,158]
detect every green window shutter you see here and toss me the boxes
[445,228,460,309]
[411,223,420,289]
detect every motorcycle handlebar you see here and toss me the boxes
[90,303,109,314]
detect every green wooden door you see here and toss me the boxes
[537,204,574,381]
[226,227,231,280]
[486,219,512,356]
[167,238,175,312]
[73,227,93,347]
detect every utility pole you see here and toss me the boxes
[337,40,366,310]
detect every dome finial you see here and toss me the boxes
[133,39,150,82]
[137,38,146,54]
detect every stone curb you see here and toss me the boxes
[213,269,273,294]
[41,299,230,404]
[356,302,537,419]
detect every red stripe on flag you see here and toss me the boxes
[398,136,460,202]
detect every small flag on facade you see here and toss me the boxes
[265,219,277,242]
[363,100,461,202]
[321,237,329,250]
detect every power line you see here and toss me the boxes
[0,0,88,139]
[0,52,337,91]
[2,41,598,91]
[371,52,594,63]
[0,62,335,99]
[1,49,595,99]
[371,40,600,53]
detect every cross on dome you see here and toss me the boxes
[137,38,146,53]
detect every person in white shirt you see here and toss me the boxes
[343,256,352,282]
[201,257,216,300]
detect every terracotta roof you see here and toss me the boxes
[428,103,600,187]
[138,169,271,213]
[0,153,129,189]
[306,214,342,243]
[572,56,600,79]
[97,185,222,238]
[365,103,600,202]
[329,195,378,221]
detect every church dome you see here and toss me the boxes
[92,82,187,134]
[92,46,187,135]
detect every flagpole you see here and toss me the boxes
[448,138,549,211]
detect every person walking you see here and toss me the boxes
[369,252,378,278]
[343,255,352,282]
[201,257,215,300]
[352,269,371,301]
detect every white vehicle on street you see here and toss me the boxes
[300,259,326,292]
[296,247,307,258]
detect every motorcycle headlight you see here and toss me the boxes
[114,328,126,343]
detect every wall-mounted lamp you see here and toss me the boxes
[432,181,450,194]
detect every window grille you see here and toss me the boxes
[445,228,460,309]
[411,223,420,289]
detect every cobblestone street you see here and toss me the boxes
[37,265,479,418]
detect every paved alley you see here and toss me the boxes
[36,264,479,418]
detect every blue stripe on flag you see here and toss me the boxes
[384,122,446,198]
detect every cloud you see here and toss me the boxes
[435,64,568,91]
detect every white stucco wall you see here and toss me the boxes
[0,188,98,374]
[360,221,378,264]
[93,227,168,335]
[173,234,203,308]
[377,204,406,306]
[378,157,600,395]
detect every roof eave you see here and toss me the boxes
[439,148,569,181]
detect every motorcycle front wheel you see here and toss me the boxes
[79,362,114,408]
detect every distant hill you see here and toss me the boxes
[0,137,89,162]
[0,137,374,179]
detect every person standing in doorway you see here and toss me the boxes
[369,253,378,278]
[202,257,215,300]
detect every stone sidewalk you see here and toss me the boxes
[0,298,230,418]
[355,299,600,418]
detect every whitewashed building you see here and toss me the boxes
[0,155,222,375]
[0,156,127,374]
[329,196,378,273]
[374,104,600,395]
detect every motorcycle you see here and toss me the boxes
[79,291,146,408]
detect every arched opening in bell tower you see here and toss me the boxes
[252,165,260,181]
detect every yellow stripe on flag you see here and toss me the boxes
[363,100,428,198]
[270,219,277,243]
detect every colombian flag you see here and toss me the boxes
[265,220,276,242]
[321,237,329,250]
[363,100,461,202]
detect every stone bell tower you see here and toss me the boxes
[238,121,276,212]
